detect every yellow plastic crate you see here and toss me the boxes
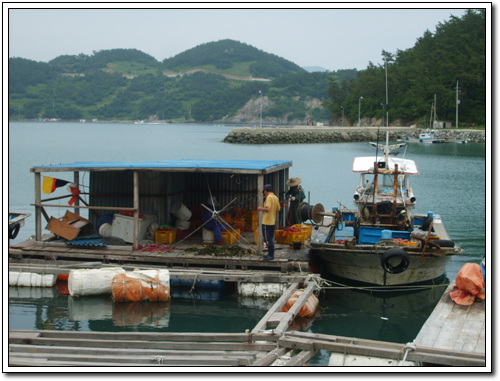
[292,224,313,239]
[275,230,287,244]
[287,231,305,245]
[222,231,238,245]
[155,229,177,244]
[245,211,258,231]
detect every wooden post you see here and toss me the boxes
[283,168,289,226]
[257,174,264,254]
[133,171,139,250]
[392,164,399,223]
[34,172,41,241]
[73,171,80,216]
[273,171,280,230]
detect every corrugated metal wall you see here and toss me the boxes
[89,170,288,227]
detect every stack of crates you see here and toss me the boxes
[275,229,305,245]
[244,210,258,231]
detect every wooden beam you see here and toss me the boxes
[252,282,299,333]
[35,172,41,240]
[250,347,288,366]
[257,174,264,254]
[275,282,317,333]
[73,171,80,216]
[133,170,139,250]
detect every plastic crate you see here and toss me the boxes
[222,231,238,245]
[275,230,287,244]
[245,211,258,231]
[288,231,305,245]
[155,229,177,244]
[292,224,313,239]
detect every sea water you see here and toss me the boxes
[6,122,487,366]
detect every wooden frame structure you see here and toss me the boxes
[30,160,292,252]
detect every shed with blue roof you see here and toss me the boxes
[30,159,293,250]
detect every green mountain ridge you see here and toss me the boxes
[8,11,486,126]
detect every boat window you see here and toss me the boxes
[363,174,405,188]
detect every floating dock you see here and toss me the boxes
[9,230,310,274]
[414,283,486,361]
[8,279,487,368]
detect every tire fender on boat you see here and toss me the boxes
[9,222,20,239]
[381,248,410,274]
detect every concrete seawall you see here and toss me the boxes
[223,126,485,144]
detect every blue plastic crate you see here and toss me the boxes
[358,227,410,245]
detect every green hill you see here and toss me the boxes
[162,39,306,79]
[8,11,486,127]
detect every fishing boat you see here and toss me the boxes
[309,133,464,286]
[401,129,444,143]
[418,129,445,144]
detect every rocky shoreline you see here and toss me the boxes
[223,126,486,144]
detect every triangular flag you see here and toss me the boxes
[42,177,70,194]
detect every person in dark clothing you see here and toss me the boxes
[285,177,305,225]
[202,197,224,245]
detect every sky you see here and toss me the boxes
[4,4,483,71]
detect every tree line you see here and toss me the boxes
[324,9,486,126]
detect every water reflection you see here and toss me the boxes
[310,284,448,344]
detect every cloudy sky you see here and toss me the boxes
[6,4,478,71]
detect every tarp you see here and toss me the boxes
[449,263,486,305]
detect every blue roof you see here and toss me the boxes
[32,159,292,171]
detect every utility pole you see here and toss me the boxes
[455,80,461,128]
[385,59,389,127]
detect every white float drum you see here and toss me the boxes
[68,267,125,296]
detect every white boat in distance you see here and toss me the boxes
[418,129,445,143]
[310,132,464,286]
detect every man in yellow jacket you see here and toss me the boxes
[257,184,281,260]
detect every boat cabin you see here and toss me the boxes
[30,159,293,252]
[351,151,418,230]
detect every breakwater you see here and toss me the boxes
[223,126,485,144]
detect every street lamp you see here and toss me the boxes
[259,90,263,128]
[341,106,344,127]
[358,97,363,127]
[381,103,384,126]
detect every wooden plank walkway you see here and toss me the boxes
[9,231,310,273]
[414,283,486,358]
[8,329,486,367]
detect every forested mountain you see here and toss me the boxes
[8,10,486,126]
[324,9,486,126]
[8,40,341,123]
[163,39,305,79]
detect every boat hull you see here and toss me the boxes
[311,244,458,286]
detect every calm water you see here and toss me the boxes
[7,122,487,366]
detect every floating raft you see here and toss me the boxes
[414,282,486,359]
[9,231,310,273]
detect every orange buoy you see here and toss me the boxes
[280,290,319,318]
[112,270,171,302]
[57,274,69,281]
